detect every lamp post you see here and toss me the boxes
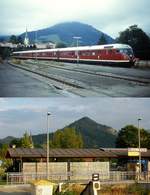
[35,31,38,62]
[46,112,51,180]
[73,36,81,63]
[138,118,142,180]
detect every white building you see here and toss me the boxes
[35,42,55,49]
[0,42,17,48]
[24,28,30,47]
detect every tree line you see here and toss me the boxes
[0,125,150,174]
[0,125,150,150]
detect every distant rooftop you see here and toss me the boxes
[0,42,17,48]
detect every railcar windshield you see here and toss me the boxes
[118,48,134,56]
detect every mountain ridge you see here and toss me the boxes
[20,21,114,46]
[0,117,117,148]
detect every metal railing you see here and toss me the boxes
[6,171,150,185]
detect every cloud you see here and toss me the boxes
[0,0,149,37]
[0,98,150,138]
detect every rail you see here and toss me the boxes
[9,60,150,85]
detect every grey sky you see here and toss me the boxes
[0,98,150,138]
[0,0,150,38]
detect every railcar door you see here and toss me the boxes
[56,50,60,60]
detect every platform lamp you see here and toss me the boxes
[73,36,82,63]
[46,112,51,180]
[35,31,38,62]
[138,118,142,179]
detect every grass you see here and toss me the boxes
[11,58,22,65]
[54,183,85,195]
[100,183,150,195]
[53,183,150,195]
[0,180,7,185]
[54,192,77,195]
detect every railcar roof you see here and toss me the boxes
[13,44,132,54]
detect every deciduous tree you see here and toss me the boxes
[20,131,34,148]
[116,125,150,148]
[55,42,67,48]
[9,35,17,44]
[50,128,83,148]
[116,25,150,59]
[98,34,108,45]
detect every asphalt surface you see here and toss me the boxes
[19,60,150,97]
[0,62,66,97]
[1,60,150,97]
[66,62,150,79]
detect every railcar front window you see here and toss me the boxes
[124,49,133,55]
[118,49,133,56]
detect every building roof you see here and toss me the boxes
[6,148,117,159]
[0,42,17,48]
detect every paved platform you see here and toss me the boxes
[0,185,31,195]
[0,62,65,97]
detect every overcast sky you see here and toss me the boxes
[0,0,150,38]
[0,98,150,138]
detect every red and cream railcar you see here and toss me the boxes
[12,44,136,67]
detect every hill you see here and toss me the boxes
[32,117,117,148]
[0,117,117,148]
[0,35,10,42]
[21,22,114,46]
[65,117,117,148]
[0,136,16,145]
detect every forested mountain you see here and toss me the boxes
[20,22,114,46]
[66,117,117,148]
[29,117,117,148]
[0,117,117,148]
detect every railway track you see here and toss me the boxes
[25,60,150,85]
[8,60,150,97]
[8,61,85,89]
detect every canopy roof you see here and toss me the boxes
[6,148,150,160]
[6,148,117,159]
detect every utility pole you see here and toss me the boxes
[138,118,142,180]
[46,112,51,180]
[35,31,38,63]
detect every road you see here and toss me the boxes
[1,60,150,97]
[0,62,68,97]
